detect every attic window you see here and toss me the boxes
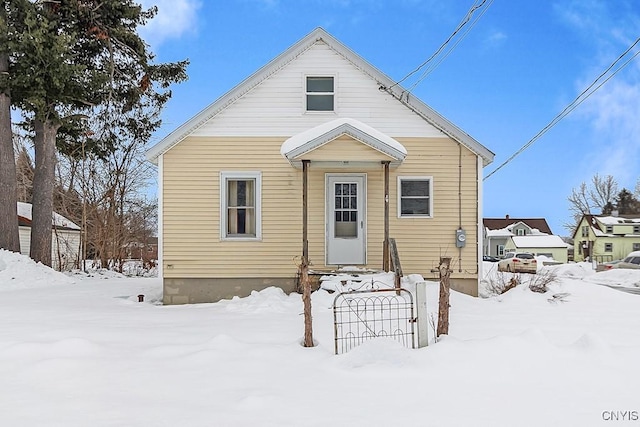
[306,76,334,111]
[606,225,613,234]
[516,229,525,236]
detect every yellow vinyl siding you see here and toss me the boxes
[162,135,479,282]
[299,135,396,162]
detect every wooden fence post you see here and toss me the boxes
[437,257,452,338]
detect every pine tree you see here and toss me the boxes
[7,1,187,266]
[0,2,20,253]
[615,188,640,215]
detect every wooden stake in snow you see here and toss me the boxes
[300,256,314,347]
[437,257,452,338]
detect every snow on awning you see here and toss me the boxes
[280,118,407,168]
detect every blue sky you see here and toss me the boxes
[139,0,640,236]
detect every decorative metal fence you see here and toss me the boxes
[333,288,415,354]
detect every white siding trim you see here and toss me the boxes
[158,154,164,279]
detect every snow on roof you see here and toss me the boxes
[486,227,513,237]
[511,235,569,248]
[280,118,407,160]
[17,202,80,230]
[596,216,640,225]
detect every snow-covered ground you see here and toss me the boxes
[1,249,639,426]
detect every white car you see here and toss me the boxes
[497,252,537,273]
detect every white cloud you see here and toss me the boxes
[139,0,202,47]
[484,30,506,48]
[578,61,640,187]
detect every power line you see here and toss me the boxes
[484,37,640,181]
[406,0,493,93]
[389,0,491,92]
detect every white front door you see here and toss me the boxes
[326,174,366,265]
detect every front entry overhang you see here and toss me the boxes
[280,118,407,168]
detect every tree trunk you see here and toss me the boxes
[301,256,314,347]
[30,118,58,266]
[0,5,20,253]
[437,257,452,338]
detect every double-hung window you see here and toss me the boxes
[306,76,334,112]
[398,176,432,217]
[604,242,613,252]
[221,172,261,240]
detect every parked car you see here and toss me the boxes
[600,251,640,271]
[483,255,500,262]
[497,252,537,273]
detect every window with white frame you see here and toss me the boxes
[398,176,432,217]
[605,225,613,233]
[633,243,640,251]
[497,245,505,257]
[634,225,640,234]
[221,172,261,239]
[306,76,334,111]
[516,228,525,236]
[581,226,589,237]
[604,242,613,252]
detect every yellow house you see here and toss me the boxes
[573,214,640,263]
[146,28,495,304]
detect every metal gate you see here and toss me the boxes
[333,288,415,354]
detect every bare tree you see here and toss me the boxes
[565,174,618,232]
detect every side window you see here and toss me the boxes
[306,76,334,111]
[398,176,433,218]
[497,245,505,257]
[634,225,640,234]
[221,172,261,240]
[604,242,613,252]
[633,243,640,251]
[581,226,589,237]
[605,225,613,234]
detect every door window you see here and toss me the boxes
[334,183,357,238]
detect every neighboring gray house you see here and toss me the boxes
[483,215,553,258]
[17,202,81,271]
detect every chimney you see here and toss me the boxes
[505,214,510,220]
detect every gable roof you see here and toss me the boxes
[17,202,80,231]
[484,217,553,235]
[281,118,407,168]
[145,27,494,166]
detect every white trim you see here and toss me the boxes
[220,171,262,241]
[325,173,367,265]
[157,155,164,279]
[281,118,407,168]
[477,156,483,289]
[397,176,433,218]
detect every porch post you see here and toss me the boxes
[383,161,390,271]
[302,160,309,262]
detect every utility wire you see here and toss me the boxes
[407,0,493,93]
[484,37,640,181]
[389,0,491,92]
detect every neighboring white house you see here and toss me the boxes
[504,235,570,263]
[17,202,81,271]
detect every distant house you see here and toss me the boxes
[145,27,495,304]
[504,235,570,263]
[17,202,81,271]
[483,215,554,258]
[572,213,640,263]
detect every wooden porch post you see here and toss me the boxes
[383,161,390,271]
[302,160,309,261]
